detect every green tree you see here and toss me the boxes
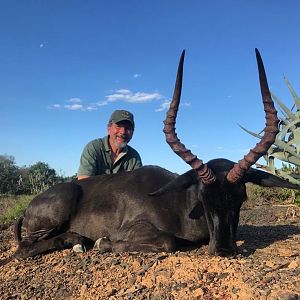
[0,155,23,194]
[0,154,75,195]
[27,162,58,194]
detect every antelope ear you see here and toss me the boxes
[245,168,300,189]
[148,169,198,196]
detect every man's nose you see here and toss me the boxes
[118,127,126,134]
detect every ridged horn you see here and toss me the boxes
[226,48,279,183]
[163,50,216,184]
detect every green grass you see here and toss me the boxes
[0,194,34,227]
[246,184,300,206]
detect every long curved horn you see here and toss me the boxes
[163,50,216,184]
[226,49,279,183]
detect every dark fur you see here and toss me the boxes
[11,159,299,260]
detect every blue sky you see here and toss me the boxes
[1,1,300,176]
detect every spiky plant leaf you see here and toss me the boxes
[276,169,300,185]
[284,77,300,110]
[287,127,300,155]
[242,79,300,188]
[270,151,300,166]
[273,138,299,158]
[271,92,296,121]
[278,118,300,141]
[238,124,263,139]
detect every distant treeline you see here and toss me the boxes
[0,154,76,195]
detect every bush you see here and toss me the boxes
[0,194,34,227]
[0,155,24,195]
[246,183,299,206]
[0,155,70,196]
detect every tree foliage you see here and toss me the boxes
[0,155,22,194]
[26,162,57,194]
[0,155,73,195]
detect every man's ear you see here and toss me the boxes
[107,123,112,134]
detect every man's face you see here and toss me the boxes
[108,121,134,149]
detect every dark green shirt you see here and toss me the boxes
[77,136,142,176]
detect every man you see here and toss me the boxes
[77,109,142,180]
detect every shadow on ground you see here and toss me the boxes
[237,224,300,256]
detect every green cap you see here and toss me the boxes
[109,110,135,128]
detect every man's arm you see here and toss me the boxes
[77,141,98,179]
[77,175,90,180]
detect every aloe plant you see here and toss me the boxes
[241,78,300,185]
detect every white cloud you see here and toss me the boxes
[155,100,171,112]
[64,104,83,111]
[86,105,98,111]
[133,73,141,78]
[98,89,163,106]
[48,89,188,112]
[183,102,191,107]
[116,89,130,94]
[155,100,191,112]
[39,43,44,48]
[97,101,109,107]
[63,102,98,111]
[49,97,93,111]
[68,98,81,103]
